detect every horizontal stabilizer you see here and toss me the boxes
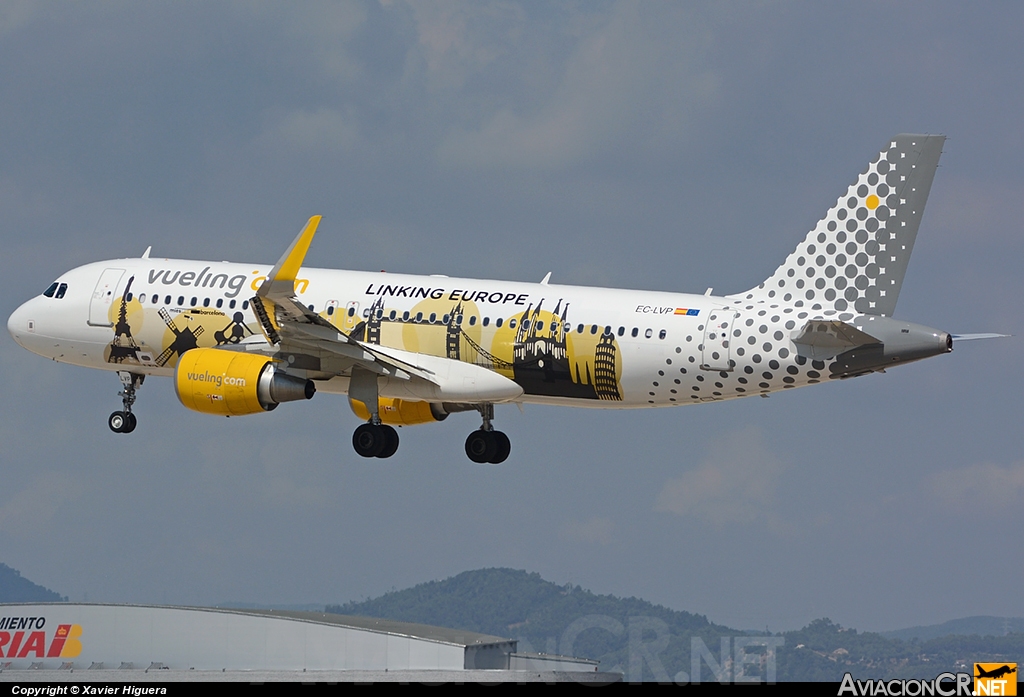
[792,320,880,360]
[951,333,1011,342]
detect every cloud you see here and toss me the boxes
[559,516,614,546]
[405,0,525,92]
[271,108,358,152]
[927,460,1024,512]
[654,427,787,525]
[0,1,39,36]
[434,3,719,169]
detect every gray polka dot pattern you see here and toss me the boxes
[737,135,945,317]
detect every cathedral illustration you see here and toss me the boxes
[352,296,621,400]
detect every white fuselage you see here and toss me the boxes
[8,257,847,409]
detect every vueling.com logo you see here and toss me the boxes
[0,617,82,659]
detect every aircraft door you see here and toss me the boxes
[701,310,738,371]
[88,268,126,327]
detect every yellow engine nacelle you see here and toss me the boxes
[349,397,448,426]
[175,348,315,416]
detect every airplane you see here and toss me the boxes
[7,134,1005,463]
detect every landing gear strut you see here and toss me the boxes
[349,367,399,458]
[465,404,510,464]
[109,371,144,434]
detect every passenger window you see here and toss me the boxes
[645,328,653,338]
[509,319,517,329]
[482,317,490,327]
[190,297,197,307]
[43,282,58,298]
[126,293,133,302]
[348,307,356,317]
[617,327,625,336]
[456,315,463,325]
[165,296,172,305]
[443,314,450,324]
[389,310,397,320]
[415,312,423,322]
[327,306,334,316]
[402,311,410,321]
[203,298,211,307]
[139,294,147,304]
[229,299,236,309]
[522,320,530,330]
[632,327,639,337]
[495,318,503,328]
[56,283,68,299]
[577,324,584,333]
[216,298,223,308]
[659,329,667,340]
[604,325,611,336]
[242,300,249,310]
[177,296,184,305]
[468,316,476,326]
[590,325,598,335]
[536,321,544,331]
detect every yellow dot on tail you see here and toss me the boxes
[866,194,880,209]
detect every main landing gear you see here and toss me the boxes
[109,371,144,434]
[352,422,400,459]
[465,404,510,465]
[348,367,400,459]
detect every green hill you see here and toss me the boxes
[328,568,1024,682]
[882,616,1024,642]
[0,563,66,603]
[328,567,746,681]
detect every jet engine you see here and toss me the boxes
[175,348,315,416]
[349,397,450,426]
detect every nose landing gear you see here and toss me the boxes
[465,404,510,464]
[109,371,144,434]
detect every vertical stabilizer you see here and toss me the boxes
[735,134,945,316]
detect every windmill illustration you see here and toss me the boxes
[154,308,204,367]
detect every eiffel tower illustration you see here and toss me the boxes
[107,276,143,364]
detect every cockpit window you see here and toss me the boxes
[43,282,58,297]
[55,283,68,299]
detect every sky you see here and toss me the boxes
[1,1,1022,633]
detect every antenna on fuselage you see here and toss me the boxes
[141,246,152,259]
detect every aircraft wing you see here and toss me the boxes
[249,217,523,403]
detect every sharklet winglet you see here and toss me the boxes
[257,215,322,299]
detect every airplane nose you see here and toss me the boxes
[7,301,30,347]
